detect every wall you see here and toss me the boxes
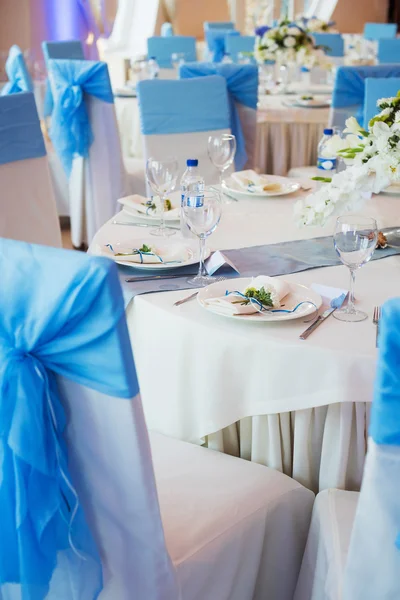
[332,0,389,33]
[0,0,30,51]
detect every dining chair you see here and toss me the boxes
[137,75,231,192]
[294,297,400,600]
[312,33,345,57]
[363,77,400,128]
[377,38,400,63]
[0,45,33,95]
[225,35,256,63]
[204,28,240,62]
[363,22,397,41]
[47,59,143,248]
[330,64,400,129]
[0,92,61,247]
[179,62,258,170]
[147,36,196,68]
[0,236,315,600]
[204,21,235,30]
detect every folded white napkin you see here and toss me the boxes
[231,170,283,194]
[118,194,180,220]
[102,243,189,264]
[205,276,290,315]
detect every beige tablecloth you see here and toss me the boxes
[91,189,400,493]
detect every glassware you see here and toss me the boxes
[238,52,251,64]
[207,134,236,190]
[171,52,185,70]
[333,216,378,322]
[182,188,222,287]
[259,62,275,94]
[146,157,179,237]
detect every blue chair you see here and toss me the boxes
[205,29,240,62]
[225,35,256,63]
[137,75,230,187]
[42,40,85,117]
[378,38,400,63]
[180,63,258,170]
[204,21,235,30]
[364,22,397,40]
[161,22,174,37]
[1,45,33,96]
[331,64,400,128]
[312,33,344,57]
[364,77,400,127]
[147,36,196,68]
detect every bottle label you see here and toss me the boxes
[317,157,336,171]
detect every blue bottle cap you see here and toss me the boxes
[324,128,333,135]
[187,159,198,167]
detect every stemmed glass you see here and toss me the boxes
[146,157,179,237]
[182,188,222,287]
[207,134,236,189]
[333,216,378,322]
[171,52,185,70]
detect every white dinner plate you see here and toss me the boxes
[118,191,181,222]
[197,277,322,322]
[222,175,300,200]
[285,96,331,109]
[95,239,210,270]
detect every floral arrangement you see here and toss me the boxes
[254,18,326,68]
[296,16,336,33]
[295,94,400,226]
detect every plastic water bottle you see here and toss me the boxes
[147,57,159,79]
[180,159,205,238]
[317,128,337,173]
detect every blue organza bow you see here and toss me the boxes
[48,59,114,176]
[1,45,33,96]
[205,29,240,63]
[180,62,258,170]
[0,238,139,599]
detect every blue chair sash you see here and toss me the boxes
[1,45,33,96]
[0,237,139,599]
[137,75,230,135]
[180,63,258,170]
[332,65,400,122]
[42,41,85,118]
[48,59,114,176]
[0,93,46,165]
[147,36,196,68]
[205,29,240,63]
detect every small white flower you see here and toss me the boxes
[377,97,395,108]
[343,116,363,135]
[287,27,300,36]
[283,36,296,48]
[378,107,392,119]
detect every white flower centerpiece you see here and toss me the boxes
[295,94,400,226]
[296,16,337,34]
[254,18,326,69]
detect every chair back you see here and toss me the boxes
[0,45,33,96]
[364,22,397,40]
[330,64,400,129]
[0,238,179,599]
[0,92,61,247]
[137,75,230,190]
[147,36,196,68]
[42,40,85,117]
[363,77,400,128]
[48,59,128,247]
[312,33,344,57]
[180,62,258,170]
[204,29,240,62]
[204,21,235,30]
[342,298,400,599]
[225,35,256,62]
[378,38,400,64]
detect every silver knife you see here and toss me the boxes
[112,220,180,230]
[299,306,337,340]
[125,274,193,283]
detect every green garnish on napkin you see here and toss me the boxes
[233,286,274,308]
[139,244,152,253]
[301,95,314,101]
[141,199,172,211]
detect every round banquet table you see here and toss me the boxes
[113,85,331,177]
[91,188,400,494]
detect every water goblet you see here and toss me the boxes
[182,188,222,287]
[146,156,179,237]
[333,215,378,322]
[207,133,236,190]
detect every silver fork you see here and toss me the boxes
[173,276,227,306]
[373,306,381,348]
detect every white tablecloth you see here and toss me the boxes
[92,189,400,493]
[114,91,330,177]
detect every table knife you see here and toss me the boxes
[299,306,337,340]
[125,274,194,283]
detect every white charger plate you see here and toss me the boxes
[118,191,181,222]
[222,175,300,200]
[197,277,322,322]
[285,96,331,109]
[95,239,210,270]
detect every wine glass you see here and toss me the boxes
[182,188,222,287]
[333,216,378,322]
[146,157,179,237]
[171,52,185,70]
[207,134,236,190]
